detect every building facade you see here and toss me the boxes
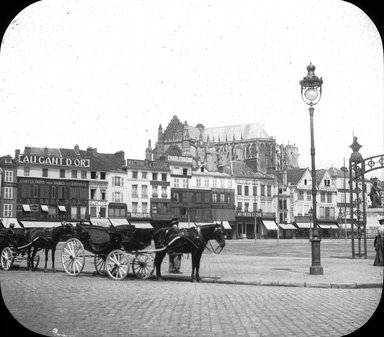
[0,155,18,220]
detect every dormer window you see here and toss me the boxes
[304,179,307,185]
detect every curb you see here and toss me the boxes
[199,278,383,289]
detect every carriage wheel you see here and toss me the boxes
[30,254,40,271]
[94,254,107,275]
[61,238,85,276]
[105,250,129,281]
[0,247,14,271]
[132,253,154,279]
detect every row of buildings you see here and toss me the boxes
[0,116,381,238]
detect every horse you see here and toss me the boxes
[26,222,75,272]
[153,223,225,282]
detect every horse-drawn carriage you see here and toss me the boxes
[61,221,155,280]
[0,219,73,271]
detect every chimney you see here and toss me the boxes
[114,150,125,161]
[74,144,80,155]
[15,149,20,159]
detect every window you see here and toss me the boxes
[228,180,232,188]
[113,192,122,203]
[237,185,242,195]
[161,186,167,198]
[253,185,257,196]
[183,168,188,176]
[99,207,106,217]
[307,191,311,201]
[152,186,158,197]
[321,192,326,202]
[174,178,179,188]
[100,172,106,180]
[3,204,13,217]
[298,190,304,200]
[172,192,180,202]
[152,173,158,181]
[24,167,30,176]
[212,179,217,187]
[40,185,49,198]
[304,179,307,185]
[220,194,225,203]
[142,172,147,179]
[237,202,242,211]
[244,202,249,212]
[80,206,86,219]
[90,189,96,200]
[5,171,13,182]
[161,173,167,181]
[244,185,249,196]
[132,202,138,213]
[90,207,97,217]
[81,171,87,179]
[196,178,201,187]
[142,185,148,198]
[220,179,225,188]
[42,168,48,177]
[132,185,138,197]
[142,202,148,213]
[71,206,78,219]
[205,179,209,187]
[71,170,77,178]
[267,186,272,197]
[60,169,66,178]
[327,192,332,203]
[253,202,258,212]
[113,176,123,186]
[261,185,265,196]
[212,193,217,202]
[182,179,188,188]
[4,187,13,199]
[32,185,39,198]
[91,171,97,179]
[101,190,106,200]
[324,179,330,187]
[132,171,138,179]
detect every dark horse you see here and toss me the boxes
[26,222,74,272]
[153,223,225,282]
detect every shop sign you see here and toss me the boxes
[17,155,90,168]
[236,211,262,217]
[127,212,150,218]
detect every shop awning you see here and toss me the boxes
[109,218,129,227]
[129,221,153,229]
[41,205,49,212]
[22,204,31,212]
[295,223,311,229]
[279,223,296,230]
[19,221,62,228]
[318,224,339,229]
[220,221,232,230]
[1,218,21,228]
[262,220,277,230]
[58,205,67,212]
[90,218,111,227]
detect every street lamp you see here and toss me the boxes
[300,63,324,275]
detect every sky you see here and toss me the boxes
[0,0,383,178]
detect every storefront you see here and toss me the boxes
[317,220,340,238]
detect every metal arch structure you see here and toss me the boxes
[348,137,384,259]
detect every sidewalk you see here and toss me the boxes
[160,242,384,289]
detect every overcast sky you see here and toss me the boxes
[0,0,383,178]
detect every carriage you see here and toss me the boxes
[61,220,156,280]
[0,220,40,271]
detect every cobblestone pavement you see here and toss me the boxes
[1,270,382,337]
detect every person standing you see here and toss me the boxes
[168,218,182,273]
[373,229,384,266]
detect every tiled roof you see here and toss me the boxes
[223,160,274,179]
[21,146,125,171]
[203,124,271,142]
[315,169,326,185]
[328,166,348,177]
[286,168,307,185]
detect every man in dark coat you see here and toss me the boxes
[374,229,384,266]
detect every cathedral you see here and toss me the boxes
[145,115,299,172]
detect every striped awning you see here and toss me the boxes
[318,224,339,229]
[19,221,62,228]
[90,218,111,227]
[41,205,49,212]
[295,223,311,229]
[1,218,21,228]
[261,220,277,230]
[129,221,153,229]
[58,205,67,212]
[109,218,130,227]
[279,223,296,230]
[220,221,232,230]
[22,204,31,212]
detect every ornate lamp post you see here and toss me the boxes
[300,63,324,275]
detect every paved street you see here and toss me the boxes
[1,239,383,337]
[1,270,382,337]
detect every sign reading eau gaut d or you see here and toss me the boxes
[17,154,90,168]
